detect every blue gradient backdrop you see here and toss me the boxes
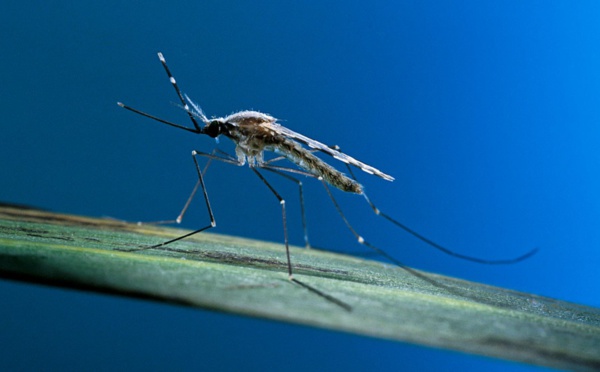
[1,1,599,371]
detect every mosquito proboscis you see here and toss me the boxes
[117,52,538,311]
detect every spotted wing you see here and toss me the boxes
[261,122,394,181]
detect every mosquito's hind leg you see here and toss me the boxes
[359,189,537,264]
[318,179,409,267]
[330,145,538,264]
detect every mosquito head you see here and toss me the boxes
[202,119,226,138]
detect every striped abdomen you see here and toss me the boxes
[274,138,363,194]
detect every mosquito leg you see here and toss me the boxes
[136,180,201,226]
[165,149,226,224]
[261,153,327,250]
[250,167,293,277]
[262,155,287,165]
[331,145,538,264]
[135,148,238,227]
[168,149,241,224]
[319,178,410,267]
[260,165,315,249]
[250,167,351,311]
[120,150,217,252]
[359,191,537,264]
[260,164,366,255]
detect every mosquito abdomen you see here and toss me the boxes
[277,139,363,194]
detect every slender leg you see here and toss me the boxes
[333,146,538,264]
[359,189,538,264]
[260,165,313,249]
[168,149,240,224]
[136,148,239,226]
[262,153,329,250]
[250,166,352,311]
[250,167,293,277]
[120,150,217,252]
[137,180,201,226]
[262,147,446,267]
[319,179,409,267]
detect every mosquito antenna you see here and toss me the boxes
[117,102,201,133]
[117,53,209,134]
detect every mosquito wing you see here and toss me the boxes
[262,122,395,181]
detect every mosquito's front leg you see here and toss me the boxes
[118,150,219,252]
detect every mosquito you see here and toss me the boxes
[117,52,538,311]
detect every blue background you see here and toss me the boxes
[1,1,599,371]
